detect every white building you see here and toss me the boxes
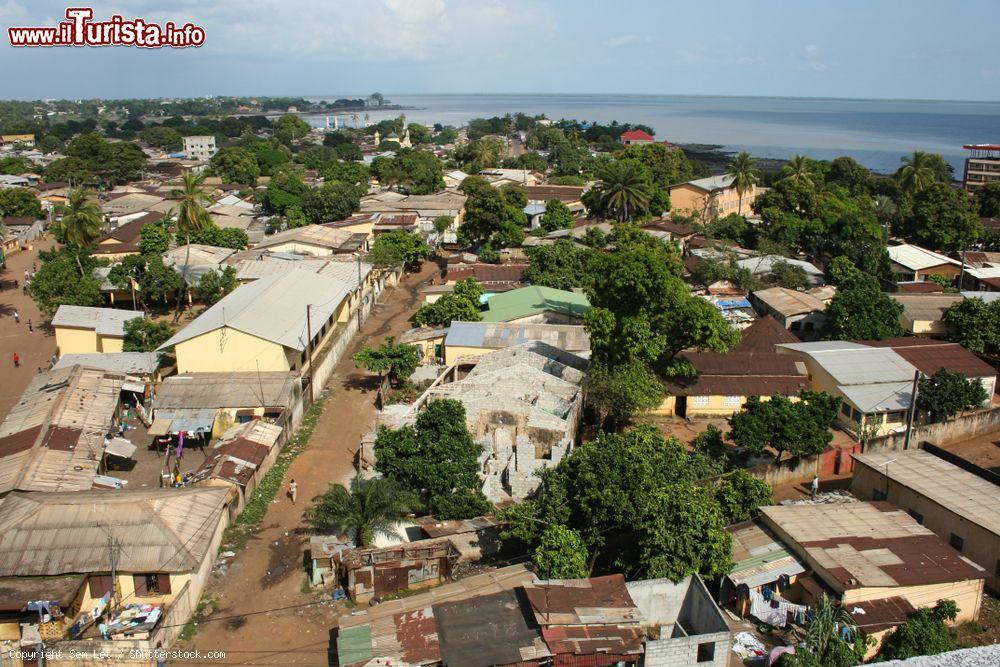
[183,135,217,161]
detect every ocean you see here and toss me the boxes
[305,94,1000,175]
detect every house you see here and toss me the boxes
[0,487,229,651]
[182,135,217,161]
[851,449,1000,593]
[162,244,238,288]
[862,338,997,398]
[620,129,655,146]
[336,567,730,667]
[887,243,962,283]
[382,342,587,503]
[750,286,831,335]
[443,169,470,189]
[479,168,541,186]
[523,185,587,213]
[253,224,368,257]
[668,174,763,218]
[52,305,144,356]
[0,134,35,148]
[481,285,590,324]
[92,211,164,260]
[735,255,825,286]
[0,216,44,254]
[100,192,164,223]
[0,365,126,495]
[53,352,162,382]
[191,420,284,520]
[758,502,986,625]
[0,174,30,188]
[150,372,298,438]
[398,327,450,363]
[443,321,590,365]
[961,265,1000,292]
[658,317,809,418]
[890,293,964,336]
[422,263,528,304]
[334,539,460,604]
[360,190,468,237]
[158,270,352,374]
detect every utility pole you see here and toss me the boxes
[958,246,968,291]
[356,254,364,331]
[305,304,315,404]
[107,532,121,610]
[903,370,923,450]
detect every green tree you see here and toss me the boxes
[780,154,815,187]
[896,150,942,196]
[170,172,213,321]
[618,142,700,188]
[779,594,867,667]
[28,249,103,316]
[533,525,589,579]
[0,187,43,219]
[262,168,308,215]
[274,114,312,143]
[728,392,841,462]
[197,266,238,306]
[823,260,904,340]
[713,469,772,524]
[138,126,182,151]
[942,297,1000,356]
[727,151,760,215]
[211,146,260,184]
[184,224,248,250]
[593,160,652,221]
[540,198,575,233]
[917,369,989,422]
[584,360,665,431]
[54,188,104,276]
[374,399,490,520]
[523,240,596,290]
[900,182,982,251]
[413,278,483,327]
[975,180,1000,217]
[878,600,958,661]
[138,220,171,255]
[301,182,361,223]
[769,261,809,290]
[706,213,752,246]
[458,180,528,247]
[354,336,421,387]
[304,475,418,548]
[44,156,90,184]
[123,318,174,352]
[366,230,430,270]
[334,142,363,162]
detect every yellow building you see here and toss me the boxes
[159,269,352,374]
[52,305,144,356]
[0,488,229,653]
[253,223,368,257]
[668,174,763,218]
[0,134,34,148]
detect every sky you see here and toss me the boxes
[0,0,998,101]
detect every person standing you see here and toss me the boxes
[12,353,20,368]
[27,319,32,333]
[13,310,19,324]
[288,479,298,505]
[811,475,819,502]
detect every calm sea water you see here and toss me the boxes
[305,94,1000,174]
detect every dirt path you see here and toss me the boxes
[180,262,439,664]
[0,237,59,420]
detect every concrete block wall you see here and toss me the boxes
[643,632,730,667]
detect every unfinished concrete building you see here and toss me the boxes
[378,342,587,504]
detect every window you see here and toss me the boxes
[841,403,852,417]
[907,509,924,524]
[950,533,964,553]
[697,642,716,663]
[691,396,710,407]
[133,573,172,597]
[724,396,742,408]
[873,489,887,501]
[88,574,114,599]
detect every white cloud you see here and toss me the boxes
[798,43,829,71]
[602,34,645,48]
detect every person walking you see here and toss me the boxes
[811,475,819,502]
[23,269,29,283]
[12,353,20,368]
[13,310,19,324]
[288,479,298,505]
[27,319,32,333]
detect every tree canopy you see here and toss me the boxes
[304,475,418,548]
[123,318,174,352]
[728,392,841,462]
[822,259,903,340]
[942,297,1000,357]
[917,369,989,423]
[354,336,421,387]
[366,229,430,271]
[413,277,483,327]
[877,600,958,662]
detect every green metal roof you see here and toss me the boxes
[481,286,590,323]
[337,624,373,666]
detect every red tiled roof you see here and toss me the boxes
[733,316,800,353]
[542,625,644,659]
[620,130,654,141]
[665,374,810,397]
[890,342,996,378]
[682,351,802,376]
[524,575,636,619]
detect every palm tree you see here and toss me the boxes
[303,475,417,548]
[897,150,936,196]
[781,154,813,186]
[57,188,104,276]
[595,161,652,222]
[727,151,760,216]
[806,593,859,658]
[170,171,212,321]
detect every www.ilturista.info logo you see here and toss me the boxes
[8,7,205,48]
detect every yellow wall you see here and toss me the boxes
[260,241,335,257]
[99,335,124,353]
[669,183,761,218]
[173,328,291,374]
[902,315,948,336]
[56,326,99,356]
[444,345,492,365]
[75,572,192,617]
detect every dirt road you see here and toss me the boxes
[180,261,439,664]
[0,237,59,420]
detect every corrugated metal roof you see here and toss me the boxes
[255,224,357,251]
[154,373,297,410]
[752,287,827,317]
[445,321,590,352]
[853,450,1000,535]
[159,269,351,352]
[778,344,917,386]
[0,487,229,575]
[891,293,964,323]
[52,306,144,336]
[482,286,590,323]
[839,382,912,413]
[887,244,961,271]
[53,352,160,375]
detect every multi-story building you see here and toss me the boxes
[182,135,217,161]
[962,144,1000,191]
